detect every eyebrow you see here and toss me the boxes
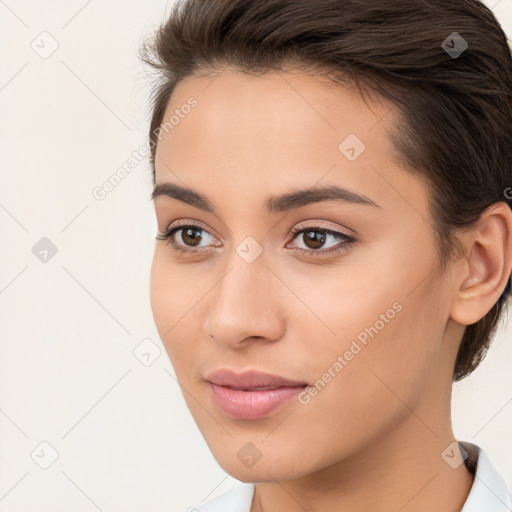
[150,181,381,214]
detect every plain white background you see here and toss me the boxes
[1,1,511,511]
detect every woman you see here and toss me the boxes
[142,0,512,510]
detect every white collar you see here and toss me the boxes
[459,441,511,511]
[194,442,511,512]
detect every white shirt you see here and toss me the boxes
[190,442,511,512]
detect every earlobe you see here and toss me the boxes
[449,202,512,326]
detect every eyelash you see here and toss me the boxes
[155,221,356,257]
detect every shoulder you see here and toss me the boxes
[189,483,256,512]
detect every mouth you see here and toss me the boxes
[205,368,308,388]
[222,384,293,391]
[205,368,308,420]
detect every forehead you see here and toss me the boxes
[153,68,429,221]
[162,67,391,145]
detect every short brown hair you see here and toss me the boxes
[141,0,512,381]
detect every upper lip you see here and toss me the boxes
[205,369,308,390]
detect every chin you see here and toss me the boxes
[208,444,315,483]
[220,463,302,484]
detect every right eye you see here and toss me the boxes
[156,221,221,254]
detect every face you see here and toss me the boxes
[150,68,459,482]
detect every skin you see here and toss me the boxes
[149,67,512,512]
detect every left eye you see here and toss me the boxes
[287,226,356,255]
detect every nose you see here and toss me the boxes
[202,254,286,349]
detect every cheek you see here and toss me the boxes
[150,249,203,328]
[149,251,191,362]
[149,249,214,383]
[292,263,444,422]
[149,251,173,339]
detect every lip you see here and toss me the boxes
[205,369,308,420]
[205,368,308,389]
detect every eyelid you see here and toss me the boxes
[160,219,219,240]
[290,220,354,238]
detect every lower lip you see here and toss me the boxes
[208,383,307,420]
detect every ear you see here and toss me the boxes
[450,202,512,326]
